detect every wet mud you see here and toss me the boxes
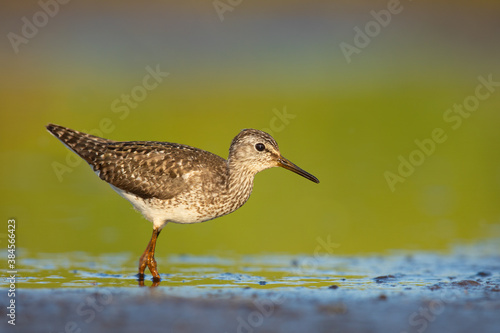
[1,243,499,333]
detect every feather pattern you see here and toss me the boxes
[46,124,318,230]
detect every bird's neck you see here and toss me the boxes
[224,160,256,212]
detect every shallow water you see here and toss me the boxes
[4,240,499,291]
[2,242,499,333]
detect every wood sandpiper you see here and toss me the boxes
[46,124,319,282]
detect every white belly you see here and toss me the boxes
[109,185,221,230]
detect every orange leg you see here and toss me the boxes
[138,228,161,282]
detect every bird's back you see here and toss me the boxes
[46,124,229,201]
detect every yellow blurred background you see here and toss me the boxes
[1,0,499,258]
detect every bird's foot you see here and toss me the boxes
[138,252,161,282]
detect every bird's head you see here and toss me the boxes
[228,129,319,183]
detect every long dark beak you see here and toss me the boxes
[278,156,320,184]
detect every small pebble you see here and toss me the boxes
[374,275,396,283]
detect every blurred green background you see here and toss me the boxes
[1,0,499,260]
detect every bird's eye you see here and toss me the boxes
[255,143,265,152]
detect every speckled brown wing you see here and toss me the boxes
[46,123,115,166]
[46,124,228,200]
[98,141,223,200]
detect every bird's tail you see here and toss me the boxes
[46,123,112,166]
